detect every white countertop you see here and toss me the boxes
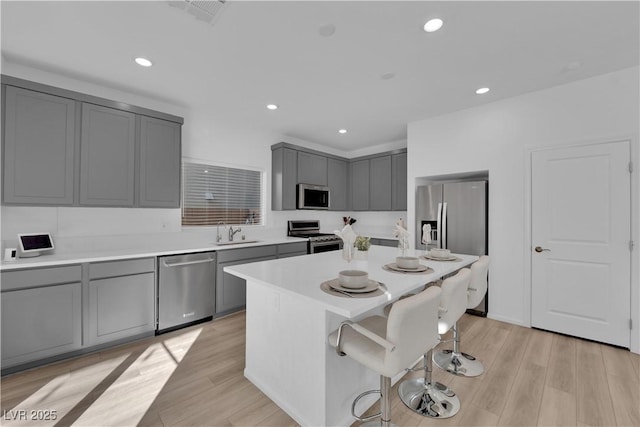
[225,245,478,318]
[0,234,307,271]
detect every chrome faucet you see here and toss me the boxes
[228,226,242,241]
[216,221,225,242]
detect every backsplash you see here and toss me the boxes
[1,205,405,253]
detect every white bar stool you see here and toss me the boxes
[397,268,470,418]
[328,286,442,427]
[433,255,490,377]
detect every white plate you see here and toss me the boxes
[384,263,430,273]
[423,253,458,261]
[328,279,380,294]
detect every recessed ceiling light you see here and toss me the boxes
[266,104,279,110]
[423,18,444,33]
[134,57,153,67]
[475,87,490,95]
[318,24,336,37]
[338,129,347,134]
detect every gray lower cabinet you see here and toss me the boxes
[327,158,348,211]
[276,242,308,258]
[297,151,327,186]
[1,266,82,368]
[138,116,182,208]
[370,155,392,211]
[80,103,136,206]
[215,244,304,315]
[2,86,76,205]
[350,159,370,211]
[272,147,298,210]
[392,153,407,211]
[370,238,398,248]
[88,258,156,346]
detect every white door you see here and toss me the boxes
[531,140,631,347]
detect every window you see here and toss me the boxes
[182,160,263,226]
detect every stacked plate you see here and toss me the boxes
[329,270,380,293]
[385,256,430,273]
[423,249,458,261]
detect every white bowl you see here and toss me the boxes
[396,256,420,269]
[338,270,369,289]
[430,248,451,258]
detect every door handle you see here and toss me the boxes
[534,246,550,253]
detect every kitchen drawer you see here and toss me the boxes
[1,265,81,292]
[217,245,277,263]
[277,242,307,256]
[89,258,155,279]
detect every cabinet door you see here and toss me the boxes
[350,159,370,211]
[370,156,392,211]
[1,282,82,367]
[89,272,155,346]
[327,158,348,211]
[80,103,136,206]
[392,153,407,211]
[297,152,327,186]
[3,86,75,205]
[138,116,181,208]
[216,256,276,315]
[272,147,297,210]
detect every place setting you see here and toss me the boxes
[421,248,461,262]
[320,270,386,298]
[383,255,434,274]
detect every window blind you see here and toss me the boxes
[182,160,263,226]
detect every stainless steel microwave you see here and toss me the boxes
[297,184,330,210]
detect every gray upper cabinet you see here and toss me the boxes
[272,147,298,210]
[138,116,181,208]
[350,159,370,211]
[271,142,407,213]
[392,153,407,211]
[1,77,183,209]
[80,103,136,206]
[297,151,327,186]
[369,155,392,211]
[2,86,76,205]
[327,158,348,211]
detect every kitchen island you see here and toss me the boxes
[224,245,477,426]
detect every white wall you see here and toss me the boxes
[0,61,405,247]
[407,66,640,352]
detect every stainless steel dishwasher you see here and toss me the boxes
[158,252,216,333]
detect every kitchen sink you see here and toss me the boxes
[214,240,260,246]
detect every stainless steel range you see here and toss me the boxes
[287,220,343,253]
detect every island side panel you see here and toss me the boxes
[244,278,327,426]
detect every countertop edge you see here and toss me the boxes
[0,237,308,271]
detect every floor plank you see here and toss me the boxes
[1,312,638,427]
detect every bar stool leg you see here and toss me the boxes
[397,349,460,418]
[433,323,485,377]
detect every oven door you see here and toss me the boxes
[310,240,343,254]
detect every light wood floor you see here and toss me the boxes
[1,312,638,427]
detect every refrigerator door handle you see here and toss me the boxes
[437,202,443,249]
[442,202,448,249]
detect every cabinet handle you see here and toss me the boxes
[162,258,215,267]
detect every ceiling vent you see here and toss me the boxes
[167,0,228,25]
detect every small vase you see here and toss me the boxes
[353,249,368,261]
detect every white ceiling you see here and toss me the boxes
[1,1,639,151]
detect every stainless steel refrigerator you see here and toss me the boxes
[415,180,488,316]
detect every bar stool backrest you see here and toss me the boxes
[438,269,471,335]
[386,286,442,376]
[467,256,490,309]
